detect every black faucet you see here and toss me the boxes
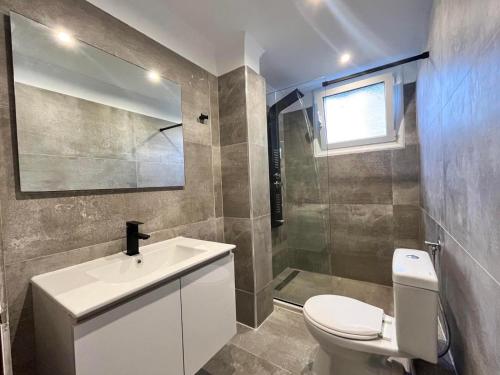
[125,221,150,256]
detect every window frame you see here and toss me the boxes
[314,73,398,153]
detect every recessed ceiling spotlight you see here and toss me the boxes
[147,70,161,83]
[339,53,351,65]
[54,29,75,47]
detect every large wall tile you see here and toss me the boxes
[218,67,247,146]
[287,203,329,253]
[440,231,500,375]
[252,215,272,292]
[417,1,500,373]
[329,151,393,204]
[246,67,267,148]
[215,217,224,243]
[392,144,420,205]
[249,143,270,218]
[180,73,212,147]
[393,205,421,245]
[403,83,419,146]
[330,204,394,255]
[283,109,327,205]
[221,143,250,218]
[438,0,476,104]
[332,252,393,286]
[442,34,500,281]
[212,146,224,218]
[256,283,274,326]
[418,111,444,222]
[271,226,288,277]
[224,217,254,293]
[330,204,394,285]
[235,289,255,328]
[289,248,331,275]
[209,74,220,147]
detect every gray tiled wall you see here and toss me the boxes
[0,1,223,373]
[277,84,421,285]
[219,66,273,328]
[278,107,330,276]
[417,1,500,374]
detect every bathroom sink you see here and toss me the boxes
[31,237,235,319]
[87,245,204,284]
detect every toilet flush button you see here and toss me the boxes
[406,254,419,260]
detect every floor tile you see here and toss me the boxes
[201,304,456,375]
[199,344,291,375]
[230,307,317,374]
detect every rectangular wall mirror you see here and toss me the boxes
[10,12,184,192]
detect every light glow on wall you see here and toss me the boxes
[147,70,161,83]
[54,29,76,47]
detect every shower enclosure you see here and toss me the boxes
[267,61,421,316]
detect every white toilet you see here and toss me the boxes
[303,249,439,375]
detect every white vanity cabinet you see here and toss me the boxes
[73,281,184,375]
[32,242,236,375]
[181,255,236,375]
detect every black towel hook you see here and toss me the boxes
[198,113,209,123]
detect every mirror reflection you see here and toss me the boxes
[11,12,184,192]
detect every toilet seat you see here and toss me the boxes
[303,295,384,341]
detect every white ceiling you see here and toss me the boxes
[88,0,433,91]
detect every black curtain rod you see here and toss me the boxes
[159,123,182,132]
[322,51,430,87]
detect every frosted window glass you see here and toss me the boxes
[324,82,387,145]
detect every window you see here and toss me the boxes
[314,73,402,155]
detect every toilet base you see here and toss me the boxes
[311,345,410,375]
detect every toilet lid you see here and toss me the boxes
[303,295,384,340]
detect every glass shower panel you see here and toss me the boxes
[268,81,331,306]
[269,62,418,315]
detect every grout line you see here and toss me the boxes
[421,208,500,288]
[220,140,249,148]
[229,341,293,374]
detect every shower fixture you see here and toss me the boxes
[267,88,304,228]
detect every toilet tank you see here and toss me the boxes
[392,249,439,363]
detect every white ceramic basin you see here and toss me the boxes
[87,245,204,284]
[31,237,235,319]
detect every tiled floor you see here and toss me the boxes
[273,268,394,315]
[198,307,456,375]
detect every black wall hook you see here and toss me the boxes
[198,113,209,124]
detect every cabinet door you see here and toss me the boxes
[181,254,236,375]
[74,280,183,375]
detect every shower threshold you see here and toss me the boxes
[272,267,394,315]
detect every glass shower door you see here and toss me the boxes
[268,81,332,306]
